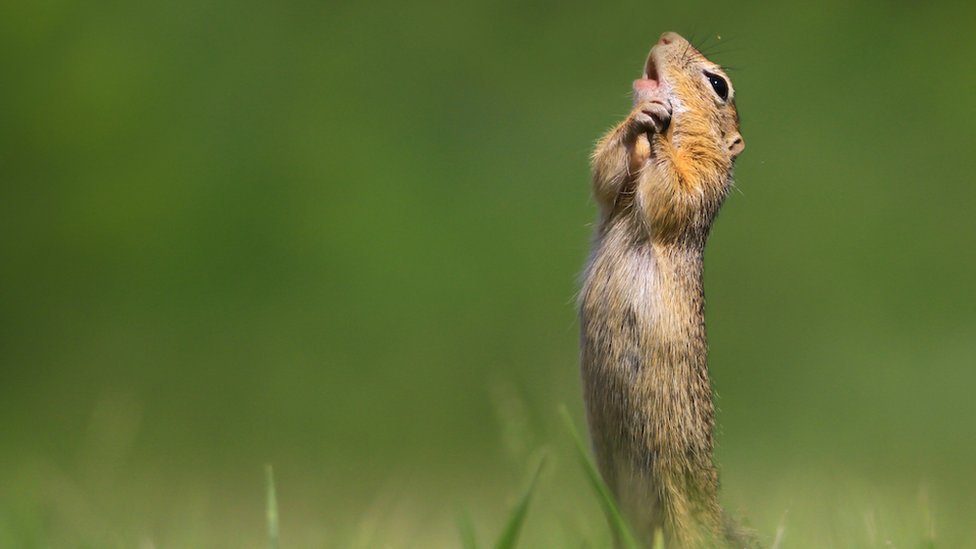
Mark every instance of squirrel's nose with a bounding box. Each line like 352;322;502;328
658;32;682;46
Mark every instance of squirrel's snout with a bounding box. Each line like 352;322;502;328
658;31;681;46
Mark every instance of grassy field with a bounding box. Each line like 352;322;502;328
0;399;967;547
2;0;976;547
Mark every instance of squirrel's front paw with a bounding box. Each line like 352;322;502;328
632;100;672;134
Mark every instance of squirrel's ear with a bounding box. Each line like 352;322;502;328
728;133;745;157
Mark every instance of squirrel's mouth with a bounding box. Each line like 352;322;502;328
633;50;663;97
642;51;660;85
632;49;673;139
633;50;669;112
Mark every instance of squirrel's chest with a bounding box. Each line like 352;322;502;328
580;241;707;378
581;244;663;332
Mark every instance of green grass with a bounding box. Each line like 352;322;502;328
266;465;279;549
245;415;948;549
492;454;545;549
560;406;641;549
0;448;955;548
0;406;957;548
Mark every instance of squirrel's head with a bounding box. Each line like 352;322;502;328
630;32;744;241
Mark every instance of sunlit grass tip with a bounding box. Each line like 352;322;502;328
265;464;279;549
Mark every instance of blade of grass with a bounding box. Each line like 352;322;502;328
771;509;788;549
265;464;279;549
493;454;546;549
652;528;665;549
559;405;641;549
919;484;936;549
457;510;479;549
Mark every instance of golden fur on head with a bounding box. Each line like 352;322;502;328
592;31;743;244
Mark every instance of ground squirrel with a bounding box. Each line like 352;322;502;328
579;32;754;548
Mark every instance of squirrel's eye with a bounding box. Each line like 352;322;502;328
704;71;729;101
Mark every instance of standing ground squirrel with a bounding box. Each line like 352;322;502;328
579;32;755;548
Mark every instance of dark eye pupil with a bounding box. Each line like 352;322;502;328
704;71;729;101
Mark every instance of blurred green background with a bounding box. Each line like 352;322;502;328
2;0;976;546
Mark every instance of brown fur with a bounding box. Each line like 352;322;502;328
579;32;755;548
